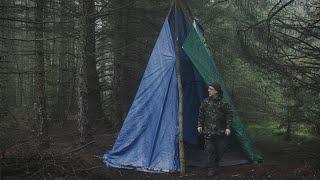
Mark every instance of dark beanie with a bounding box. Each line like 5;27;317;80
209;81;223;96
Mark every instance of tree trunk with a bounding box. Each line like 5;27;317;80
286;111;292;141
315;122;320;136
78;0;102;144
0;0;8;118
174;0;185;174
111;0;131;127
84;0;104;125
35;0;48;147
0;0;17;118
55;0;73;123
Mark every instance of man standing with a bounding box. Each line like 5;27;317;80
197;82;232;175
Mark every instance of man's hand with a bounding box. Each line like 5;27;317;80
197;127;203;134
225;129;231;136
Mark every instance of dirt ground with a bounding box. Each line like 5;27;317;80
86;131;320;180
2;121;320;180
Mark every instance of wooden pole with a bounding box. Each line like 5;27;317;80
174;0;185;175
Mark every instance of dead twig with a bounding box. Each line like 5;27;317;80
75;165;103;172
60;141;95;156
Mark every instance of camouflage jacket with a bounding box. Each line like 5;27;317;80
197;96;233;136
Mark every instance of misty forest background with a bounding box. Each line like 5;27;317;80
0;0;319;179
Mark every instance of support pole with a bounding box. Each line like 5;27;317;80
174;0;185;175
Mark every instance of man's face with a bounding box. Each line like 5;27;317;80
208;86;218;97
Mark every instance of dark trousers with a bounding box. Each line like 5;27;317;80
205;135;226;166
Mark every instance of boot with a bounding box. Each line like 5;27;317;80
207;163;221;176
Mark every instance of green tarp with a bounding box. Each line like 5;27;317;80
182;21;263;162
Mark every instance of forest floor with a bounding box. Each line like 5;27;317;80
2;120;320;180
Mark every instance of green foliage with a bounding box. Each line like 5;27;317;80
248;120;318;143
248;120;320;168
186;0;320;138
186;0;287;123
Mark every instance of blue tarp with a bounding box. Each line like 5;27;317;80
103;4;260;172
104;9;208;173
104;18;180;172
